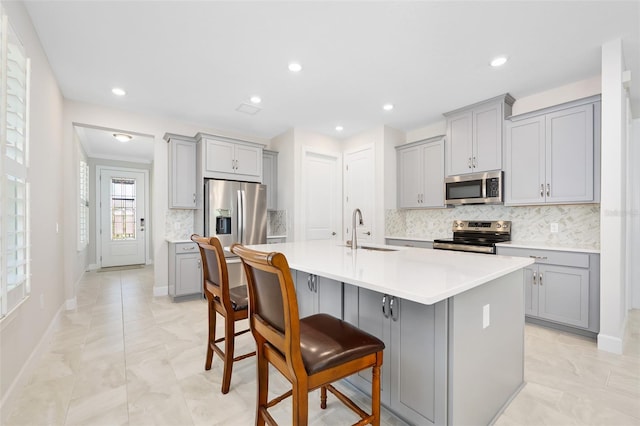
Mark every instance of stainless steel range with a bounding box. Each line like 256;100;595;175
432;220;511;254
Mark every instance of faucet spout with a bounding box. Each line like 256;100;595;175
351;208;363;249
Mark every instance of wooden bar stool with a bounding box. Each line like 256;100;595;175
231;243;385;426
191;235;256;394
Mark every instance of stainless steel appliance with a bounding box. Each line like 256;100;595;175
204;179;267;257
444;170;503;205
433;220;511;254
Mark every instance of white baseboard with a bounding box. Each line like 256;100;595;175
597;333;623;354
65;297;77;310
153;285;167;297
0;303;64;424
87;263;99;271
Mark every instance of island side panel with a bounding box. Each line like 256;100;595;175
448;270;525;426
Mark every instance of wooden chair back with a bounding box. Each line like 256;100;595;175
191;235;232;312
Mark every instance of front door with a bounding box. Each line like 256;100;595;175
99;167;147;267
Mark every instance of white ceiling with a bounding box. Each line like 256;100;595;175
25;1;640;150
74;125;154;163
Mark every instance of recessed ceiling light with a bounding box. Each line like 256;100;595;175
383;103;394;111
111;87;126;96
288;62;302;72
335;125;344;132
250;96;262;104
490;56;508;67
113;133;133;142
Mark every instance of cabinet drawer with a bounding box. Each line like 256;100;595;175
175;242;199;254
497;247;588;268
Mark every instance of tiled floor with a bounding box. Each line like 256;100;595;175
4;266;640;425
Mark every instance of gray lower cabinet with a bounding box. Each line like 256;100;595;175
293;270;342;319
343;284;446;426
385;238;433;249
497;246;599;335
168;242;202;299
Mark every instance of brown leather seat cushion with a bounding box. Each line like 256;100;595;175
299;313;385;375
229;285;249;311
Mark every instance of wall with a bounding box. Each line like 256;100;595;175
0;0;65;415
511;76;601;116
63;100;268;298
270;129;295;237
632;118;640;309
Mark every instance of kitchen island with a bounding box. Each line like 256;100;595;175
245;240;534;426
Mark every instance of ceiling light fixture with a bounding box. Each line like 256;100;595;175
335;125;344;132
113;133;133;143
111;87;126;96
250;96;262;104
490;56;508;67
288;62;302;72
383;103;394;111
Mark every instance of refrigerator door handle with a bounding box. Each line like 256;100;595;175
237;189;243;243
240;189;247;244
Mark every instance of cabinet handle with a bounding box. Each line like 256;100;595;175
390;296;398;321
540;184;544;198
539;273;543;286
382;295;389;318
313;275;317;293
468;157;472;169
532;271;537;285
365;231;371;236
528;255;548;260
197;259;201;269
472;156;477;168
307;274;312;292
546;183;550;197
193;193;196;203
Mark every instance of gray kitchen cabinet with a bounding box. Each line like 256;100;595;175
165;134;197;209
293;270;342;319
497;246;599;336
444;94;515;176
196;133;263;183
505;96;600;206
262;150;278;210
396;135;445;208
342;285;446;425
168;242;202;299
385;238;433;249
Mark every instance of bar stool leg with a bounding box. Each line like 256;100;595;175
205;298;216;370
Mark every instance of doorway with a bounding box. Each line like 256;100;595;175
344;145;375;243
96;166;149;267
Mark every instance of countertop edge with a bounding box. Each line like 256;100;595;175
496;241;600;254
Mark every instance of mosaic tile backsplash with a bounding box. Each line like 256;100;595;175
386;204;600;248
165;209;195;240
268;210;288;236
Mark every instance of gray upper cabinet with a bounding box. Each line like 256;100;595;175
396;136;445;209
196;133;263;183
262;150;278;211
444;94;515;176
165;133;197;209
505;96;600;206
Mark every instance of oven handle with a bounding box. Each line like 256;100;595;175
432;243;496;254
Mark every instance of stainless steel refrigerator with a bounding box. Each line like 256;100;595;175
204;179;267;257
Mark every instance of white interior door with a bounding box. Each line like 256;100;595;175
344;146;374;243
302;149;341;240
99;167;147;267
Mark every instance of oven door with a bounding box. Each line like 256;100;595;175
432;241;496;254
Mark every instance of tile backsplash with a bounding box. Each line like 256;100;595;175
165;209;194;240
386;204;600;248
268;210;288;236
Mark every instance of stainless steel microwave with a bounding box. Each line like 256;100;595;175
444;171;503;205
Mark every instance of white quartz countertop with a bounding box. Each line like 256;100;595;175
166;239;195;244
244;240;534;305
496;241;600;254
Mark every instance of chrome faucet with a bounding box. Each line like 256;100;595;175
350;208;363;249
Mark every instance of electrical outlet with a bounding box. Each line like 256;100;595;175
550;223;559;233
483;304;490;329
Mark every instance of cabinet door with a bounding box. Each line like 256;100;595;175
473;102;502;172
397;145;422;208
235;144;262;177
545;104;594;203
523;265;538;317
169;139;197;209
348;288;392;405
317;277;342;319
504;115;546;205
205;139;235;174
390;297;446;426
176;254;202;296
446;111;473;176
537;265;589;328
421;140;445;207
295;271;316;319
